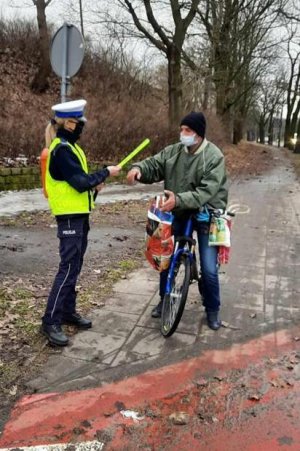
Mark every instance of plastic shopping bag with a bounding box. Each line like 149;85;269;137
212;213;233;264
145;196;174;272
218;245;230;265
208;216;231;247
217;215;232;264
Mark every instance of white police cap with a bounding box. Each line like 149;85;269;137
52;99;87;121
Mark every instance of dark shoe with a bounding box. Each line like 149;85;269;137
206;311;222;330
151;301;163;318
62;312;92;329
40;324;69;346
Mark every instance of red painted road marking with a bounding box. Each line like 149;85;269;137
0;441;104;450
1;327;299;448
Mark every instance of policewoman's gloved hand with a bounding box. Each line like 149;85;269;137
107;165;121;176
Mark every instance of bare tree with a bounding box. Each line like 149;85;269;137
95;0;200;127
284;37;300;148
256;84;273;144
278;0;300;23
253;76;286;145
65;0;85;37
197;0;285;141
31;0;53;93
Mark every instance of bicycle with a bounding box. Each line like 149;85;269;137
161;210;234;338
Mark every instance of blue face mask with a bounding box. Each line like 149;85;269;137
180;133;197;147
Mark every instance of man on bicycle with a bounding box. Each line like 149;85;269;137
127;112;228;330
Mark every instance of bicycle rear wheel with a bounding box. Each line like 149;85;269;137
161;254;191;337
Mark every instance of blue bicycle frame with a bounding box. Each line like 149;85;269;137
165;217;195;295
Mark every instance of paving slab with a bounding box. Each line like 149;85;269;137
63;330;131;365
103;292;150;315
26;355;107;393
110;326;197;367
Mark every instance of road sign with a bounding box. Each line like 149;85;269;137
50;23;85;102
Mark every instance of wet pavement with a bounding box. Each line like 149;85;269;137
0;183;162;216
1;147;300;449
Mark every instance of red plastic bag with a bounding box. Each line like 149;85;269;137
218;245;230;264
217;216;232;264
145;197;174;272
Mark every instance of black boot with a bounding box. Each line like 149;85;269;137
151;300;163;318
206;311;222;330
40;324;69;346
62;312;92;329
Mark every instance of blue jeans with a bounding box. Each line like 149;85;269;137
159;217;220;312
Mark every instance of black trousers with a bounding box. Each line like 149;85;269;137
42;216;89;326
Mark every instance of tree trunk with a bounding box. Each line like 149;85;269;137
203;68;212;110
215;72;233;141
259;119;265;144
31;0;51;93
290;98;300;141
79;0;85;38
277;108;283;147
167;44;183;127
215;81;225;117
268;114;273;146
284;116;293;149
233;116;244;144
294;118;300;153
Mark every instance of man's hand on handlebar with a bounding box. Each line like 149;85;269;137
161;190;176;212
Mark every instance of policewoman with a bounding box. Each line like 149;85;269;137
41;99;121;346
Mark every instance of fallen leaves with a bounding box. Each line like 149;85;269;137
221;321;241;330
169;412;190;425
248;394;261;401
9;385;18;396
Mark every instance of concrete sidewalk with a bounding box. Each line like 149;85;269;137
25;147;300;394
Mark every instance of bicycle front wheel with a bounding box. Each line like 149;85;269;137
161;254;191;338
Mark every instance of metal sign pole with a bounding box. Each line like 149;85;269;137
61;23;69;102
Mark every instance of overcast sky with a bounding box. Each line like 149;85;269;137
0;0;162;67
0;0;65;24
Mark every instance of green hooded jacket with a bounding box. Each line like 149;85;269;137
133;138;228;216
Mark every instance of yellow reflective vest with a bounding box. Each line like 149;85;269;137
46;137;94;216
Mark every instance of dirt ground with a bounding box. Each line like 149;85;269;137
0;141;297;433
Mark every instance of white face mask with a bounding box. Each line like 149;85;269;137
180;133;197;147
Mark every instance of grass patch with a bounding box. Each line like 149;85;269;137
119;259;137;271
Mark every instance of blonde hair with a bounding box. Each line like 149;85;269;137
45;117;69;148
